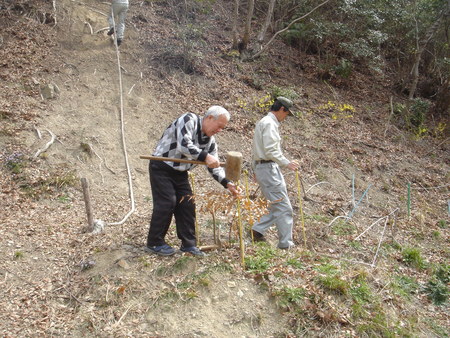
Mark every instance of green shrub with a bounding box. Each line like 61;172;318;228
433;263;449;284
281;23;306;47
408;98;429;128
393;103;406;115
425;278;448;305
401;247;425;269
333;58;352;78
269;86;299;102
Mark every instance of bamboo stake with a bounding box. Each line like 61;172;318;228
189;172;200;245
243;170;255;243
234;177;245;268
237;197;245;268
295;171;307;247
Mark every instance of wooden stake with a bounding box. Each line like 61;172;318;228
237;197;245;268
244;170;255;243
295;171;307;248
81;178;94;232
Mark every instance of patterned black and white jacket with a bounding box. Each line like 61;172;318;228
153;112;230;188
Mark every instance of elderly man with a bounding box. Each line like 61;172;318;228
251;97;299;249
146;106;239;256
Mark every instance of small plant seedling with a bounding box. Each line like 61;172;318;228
245;243;278;273
273;286;306;310
391;275;419;299
286;258;303;269
425;278;448;305
401;247;426;269
315;263;349;295
437;220;447;229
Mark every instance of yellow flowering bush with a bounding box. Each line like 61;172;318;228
238;94;274;114
318;101;355;120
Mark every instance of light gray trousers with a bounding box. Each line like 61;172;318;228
252;162;294;249
108;2;129;40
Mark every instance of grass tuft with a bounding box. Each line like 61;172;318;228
401;247;426;269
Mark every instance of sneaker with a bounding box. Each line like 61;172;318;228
252;230;266;242
180;246;206;257
145;244;176;256
107;28;114;36
117;39;122;46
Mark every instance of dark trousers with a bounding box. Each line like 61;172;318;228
146;161;196;248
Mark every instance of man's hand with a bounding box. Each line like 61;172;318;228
227;182;241;198
287;160;300;171
205;154;220;168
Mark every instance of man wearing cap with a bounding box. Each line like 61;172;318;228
251;97;300;249
146;106;240;257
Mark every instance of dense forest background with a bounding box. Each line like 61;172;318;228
169;0;450;130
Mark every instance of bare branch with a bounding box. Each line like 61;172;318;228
245;0;332;61
34;129;56;158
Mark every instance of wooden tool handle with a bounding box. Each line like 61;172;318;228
140;155;225;166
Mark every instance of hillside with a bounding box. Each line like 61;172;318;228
1;0;448;336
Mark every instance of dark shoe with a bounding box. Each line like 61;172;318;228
117;39;122;46
180;246;206;257
146;244;176;256
107;28;114;36
252;230;266;242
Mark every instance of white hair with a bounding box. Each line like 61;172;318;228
205;105;230;121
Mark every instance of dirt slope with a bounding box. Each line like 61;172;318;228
1;0;449;336
1;1;288;336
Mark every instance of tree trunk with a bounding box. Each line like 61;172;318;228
232;0;240;50
433;77;450;118
241;0;255;51
246;0;331;61
408;1;450;99
256;0;276;48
